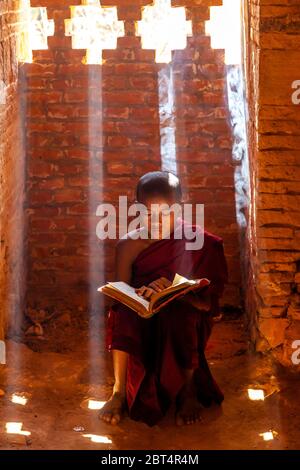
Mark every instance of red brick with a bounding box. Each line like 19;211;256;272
104;107;129;119
63;91;87;104
37;178;65;190
53;189;85;204
107;135;132;147
129;107;158;121
27;207;60;218
30;218;54;232
67;204;89;215
27;91;62;104
107;162;134;175
29;190;54;205
28;161;54;178
26;105;46;119
103;91;145;105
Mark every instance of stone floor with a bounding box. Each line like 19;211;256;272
0;317;299;450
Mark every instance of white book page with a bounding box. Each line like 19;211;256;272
159;273;195;295
107;282;150;310
172;273;196;287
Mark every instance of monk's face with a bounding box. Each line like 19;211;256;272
140;195;180;240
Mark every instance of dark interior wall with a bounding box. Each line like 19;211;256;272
0;0;26;340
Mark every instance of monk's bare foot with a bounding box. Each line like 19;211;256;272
175;386;202;426
99;392;126;425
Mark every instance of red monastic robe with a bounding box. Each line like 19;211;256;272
106;219;228;426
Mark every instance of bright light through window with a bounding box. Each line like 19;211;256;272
30;6;55;50
205;0;242;65
65;0;125;65
18;0;54;63
136;0;192;63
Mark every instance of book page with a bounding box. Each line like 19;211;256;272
107;282;150;310
172;273;196;287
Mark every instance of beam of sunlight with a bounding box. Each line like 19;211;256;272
227;66;250;229
137;1;191;173
158;65;177;173
206;1;250;230
206;0;250;232
83;434;112;444
247;389;265;401
0;339;5;364
87;64;105;390
6;422;31;436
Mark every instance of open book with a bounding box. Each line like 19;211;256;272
98;273;210;319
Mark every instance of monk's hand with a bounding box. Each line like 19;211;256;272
135;285;156;300
148;277;172;293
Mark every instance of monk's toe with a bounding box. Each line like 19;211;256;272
111;413;121;425
101;413;112;423
176;408;202;426
98;393;126;425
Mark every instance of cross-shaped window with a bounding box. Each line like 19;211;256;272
136;0;192;64
65;0;125;65
18;0;54;63
205;0;242;65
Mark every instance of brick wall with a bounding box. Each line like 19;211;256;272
0;0;26;340
24;0;241;318
246;0;300;367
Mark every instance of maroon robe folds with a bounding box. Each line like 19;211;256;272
106;219;228;426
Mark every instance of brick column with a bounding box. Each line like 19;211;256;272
246;0;300;367
0;1;26;339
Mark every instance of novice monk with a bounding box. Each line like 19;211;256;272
99;171;228;427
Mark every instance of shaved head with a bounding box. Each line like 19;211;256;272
136;171;182;203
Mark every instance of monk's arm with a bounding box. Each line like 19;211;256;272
115;239;133;284
115;240;156;300
179;238;228;313
194;239;228;314
104;240;134;309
